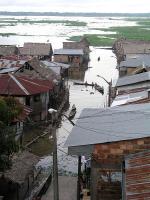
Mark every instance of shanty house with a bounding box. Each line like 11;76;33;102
0;151;39;200
15;58;60;81
0;74;53;121
0;45;18;58
19;42;53;60
63;37;90;63
65;103;150;200
53;49;84;67
113;39;150;63
118;54;150;77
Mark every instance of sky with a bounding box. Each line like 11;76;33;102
0;0;150;13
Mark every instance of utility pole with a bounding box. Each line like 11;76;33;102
77;156;81;200
52;118;59;200
97;75;112;107
108;79;112;107
48;109;59;200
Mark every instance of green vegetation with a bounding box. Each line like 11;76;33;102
0;33;17;37
0;97;23;171
102;26;150;41
0;18;87;27
69;35;116;46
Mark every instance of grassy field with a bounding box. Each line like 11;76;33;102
69;19;150;47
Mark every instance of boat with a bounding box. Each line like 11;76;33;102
73;82;94;87
94;84;104;95
68;104;76;120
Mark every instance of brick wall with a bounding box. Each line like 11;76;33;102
125;151;150;200
93;137;150;164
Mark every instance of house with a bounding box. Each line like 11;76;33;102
19;42;53;60
116;71;150;95
113;39;150;63
54;49;84;67
124;150;150;200
16;58;60;81
0;74;54;121
118;54;150;77
0;45;18;58
65;104;150;200
63;37;90;63
0;151;39;200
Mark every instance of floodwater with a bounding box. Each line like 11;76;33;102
0;15;119;174
56;47;117;174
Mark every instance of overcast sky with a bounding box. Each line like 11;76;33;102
0;0;150;13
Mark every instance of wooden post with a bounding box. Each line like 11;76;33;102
77;156;82;200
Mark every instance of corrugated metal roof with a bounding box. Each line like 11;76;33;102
0;59;26;68
120;55;150;68
65;103;150;148
125;150;150;200
0;67;19;74
111;90;148;107
0;74;53;96
54;49;84;55
41;61;70;68
116;71;150;87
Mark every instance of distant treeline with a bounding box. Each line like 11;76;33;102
0;11;150;17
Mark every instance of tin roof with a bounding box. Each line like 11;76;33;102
116;71;150;87
0;74;53;96
119;55;150;68
54;49;84;55
65;103;150;148
111;90;149;107
0;67;19;74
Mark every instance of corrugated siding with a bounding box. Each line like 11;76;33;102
125;151;150;200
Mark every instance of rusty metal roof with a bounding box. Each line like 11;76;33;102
125;150;150;200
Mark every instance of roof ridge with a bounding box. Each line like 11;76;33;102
9;74;30;95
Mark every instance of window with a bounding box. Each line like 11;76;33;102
33;94;40;102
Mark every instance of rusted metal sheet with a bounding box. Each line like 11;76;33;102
125;151;150;200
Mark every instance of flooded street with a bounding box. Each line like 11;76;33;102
56;47;118;174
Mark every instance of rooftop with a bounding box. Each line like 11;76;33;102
111;90;149;107
1;151;39;184
19;42;53;56
119;55;150;68
116;71;150;87
54;49;84;55
0;74;53;96
65;103;150;148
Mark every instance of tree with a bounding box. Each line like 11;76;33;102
0;97;23;171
